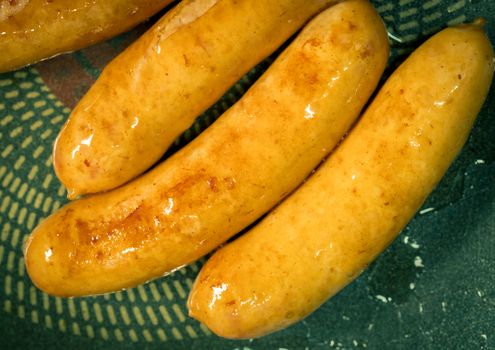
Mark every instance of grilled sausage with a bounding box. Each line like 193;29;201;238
188;20;494;339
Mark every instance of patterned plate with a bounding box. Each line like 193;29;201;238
1;1;494;349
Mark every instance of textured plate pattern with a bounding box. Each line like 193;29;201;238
1;1;494;349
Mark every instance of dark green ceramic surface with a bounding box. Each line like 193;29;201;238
1;1;494;349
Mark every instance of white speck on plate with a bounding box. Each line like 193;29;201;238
376;295;388;303
409;283;415;290
414;256;424;267
353;340;358;346
477;289;483;297
342;315;350;321
410;241;420;249
481;334;487;340
419;303;424;313
388;32;404;44
442;302;447;312
475;159;485;165
330;340;335;346
368;323;374;331
419;207;435;215
403;235;420;248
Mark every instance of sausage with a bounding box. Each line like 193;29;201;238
0;0;173;72
187;20;495;339
52;0;341;198
24;0;389;297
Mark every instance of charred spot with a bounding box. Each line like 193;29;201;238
348;22;357;31
83;159;90;167
95;250;104;260
226;300;236;306
163;169;209;199
101;118;117;135
195;35;211;56
207;177;218;192
223;177;236;190
359;44;373;59
296;51;311;64
305;72;319;85
78;124;91;133
125;204;143;221
75;219;90;236
399;89;405;95
285;311;295;319
183;54;190;67
302;38;323;49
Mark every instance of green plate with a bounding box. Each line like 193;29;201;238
1;1;494;349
